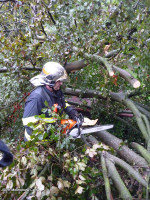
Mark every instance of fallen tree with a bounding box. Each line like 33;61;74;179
0;1;150;199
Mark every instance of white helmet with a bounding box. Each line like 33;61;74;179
30;62;68;87
42;62;68;82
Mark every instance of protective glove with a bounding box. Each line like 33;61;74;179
69;109;79;121
65;106;84;124
65;106;78;120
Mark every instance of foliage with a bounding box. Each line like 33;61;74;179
0;0;150;136
0;107;110;200
0;0;150;199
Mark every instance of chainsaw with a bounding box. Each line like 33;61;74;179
60;114;113;138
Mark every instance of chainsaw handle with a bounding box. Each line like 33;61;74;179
74;113;84;138
76;117;81;137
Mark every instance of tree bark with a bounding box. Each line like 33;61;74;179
92;131;148;167
112;65;140;88
64;87;106;99
65;60;87;73
0;67;41;73
101;152;112;200
106;159;133;200
131;142;150;164
110;92;150;142
87;136;147;199
84;53;114;76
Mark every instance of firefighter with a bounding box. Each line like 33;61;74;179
22;62;79;141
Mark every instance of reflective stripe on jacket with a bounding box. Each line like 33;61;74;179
22;116;56;126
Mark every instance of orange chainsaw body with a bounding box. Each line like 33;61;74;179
60;119;77;134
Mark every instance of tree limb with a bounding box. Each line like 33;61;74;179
0;0;15;2
110;92;150;141
105;152;147;187
65;57;140;88
105;49;120;58
84;53;114;76
92;131;148;167
64;87;106;100
65;60;87;73
133;0;140;9
0;67;41;73
106;159;133;200
101;152;112;200
88;136;147;198
131;142;150;164
135;102;150;113
113;65;140;88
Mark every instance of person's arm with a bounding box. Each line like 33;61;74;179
60;92;79;120
22;97;44;141
23;97;42;118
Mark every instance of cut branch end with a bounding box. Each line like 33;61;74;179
132;80;141;88
109;71;115;77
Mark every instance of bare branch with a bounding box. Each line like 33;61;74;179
93;130;148;167
47;10;56;25
84;52;114;77
106;159;132;199
65;60;87;73
113;65;140;88
101;152;112;200
110;92;150;142
133;0;140;10
105;49;120;58
0;67;41;73
40;22;47;37
0;0;15;2
64;87;106;100
131;142;150;164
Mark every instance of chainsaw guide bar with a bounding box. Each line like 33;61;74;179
68;124;114;138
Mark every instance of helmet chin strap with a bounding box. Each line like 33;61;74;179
46;85;55;92
49;80;56;87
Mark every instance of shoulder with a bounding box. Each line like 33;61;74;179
31;86;45;95
26;86;44;102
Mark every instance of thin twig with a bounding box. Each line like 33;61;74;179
47;10;56;25
133;0;140;10
40;22;47;37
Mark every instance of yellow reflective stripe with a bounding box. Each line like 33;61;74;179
22;116;38;126
25;130;31;141
65;101;70;108
22;117;56;126
42;118;56;123
42;67;50;75
66;103;70;107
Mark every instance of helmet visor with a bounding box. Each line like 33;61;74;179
56;69;68;82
